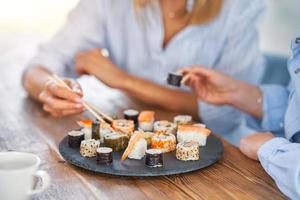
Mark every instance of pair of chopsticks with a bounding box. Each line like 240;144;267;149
48;74;113;124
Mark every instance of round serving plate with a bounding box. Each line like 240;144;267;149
59;135;224;177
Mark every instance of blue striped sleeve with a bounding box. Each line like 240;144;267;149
258;85;289;131
258;138;300;199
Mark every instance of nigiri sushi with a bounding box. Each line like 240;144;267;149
121;131;147;160
177;125;211;146
77;119;93;128
77;119;93;140
138;111;155;131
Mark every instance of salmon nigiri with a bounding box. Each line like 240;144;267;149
177;125;211;146
121;131;147;160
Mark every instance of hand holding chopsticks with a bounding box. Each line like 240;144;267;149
48;74;113;123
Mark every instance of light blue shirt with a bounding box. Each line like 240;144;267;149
257;34;300;199
27;0;265;145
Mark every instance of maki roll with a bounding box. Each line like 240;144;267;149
167;72;183;87
124;109;139;128
177;125;211;146
99;122;114;143
142;131;154;147
68;130;84;148
104;132;129;152
80;139;100;157
174;115;193;126
96;147;113;165
145;149;163;168
176;141;199;161
121;131;147;160
151;133;176;153
138;111;155;131
92;120;100;140
153;120;176;135
112;119;135;137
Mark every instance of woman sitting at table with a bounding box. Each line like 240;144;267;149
23;0;265;144
181;33;300;199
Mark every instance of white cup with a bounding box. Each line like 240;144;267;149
0;152;50;200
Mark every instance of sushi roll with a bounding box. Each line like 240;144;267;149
153;120;176;135
104;132;129;152
121;131;147;160
151;133;176;153
145;149;163;168
167;72;183;87
142;131;154;147
99;122;114;143
68;130;84;148
177;125;211;146
176;141;199;161
96;147;113;165
112;119;135;137
174;115;193;126
138;111;155;131
80;139;100;157
77;119;93;140
92;120;100;140
124;109;139;128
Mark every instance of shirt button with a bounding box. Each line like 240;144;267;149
279;122;284;128
296;37;300;44
295;68;300;74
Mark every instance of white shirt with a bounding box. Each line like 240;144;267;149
27;0;266;145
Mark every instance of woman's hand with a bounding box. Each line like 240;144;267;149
181;66;263;118
239;132;275;160
39;79;85;117
75;49;130;89
180;66;242;105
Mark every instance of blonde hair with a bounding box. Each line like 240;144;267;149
134;0;223;25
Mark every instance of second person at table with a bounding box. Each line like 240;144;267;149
181;33;300;199
23;0;265;144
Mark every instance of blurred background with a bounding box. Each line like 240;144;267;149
0;0;299;64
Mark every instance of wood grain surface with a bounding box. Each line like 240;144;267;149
0;36;287;200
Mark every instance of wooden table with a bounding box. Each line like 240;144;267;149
0;35;286;200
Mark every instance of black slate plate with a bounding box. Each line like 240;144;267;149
59;135;224;177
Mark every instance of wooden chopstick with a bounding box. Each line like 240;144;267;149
49;75;108;123
85;102;113;123
181;74;191;85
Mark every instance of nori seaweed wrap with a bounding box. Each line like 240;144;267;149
68;131;84;148
167;72;183;87
96;147;113;165
145;149;163;168
104;132;129;152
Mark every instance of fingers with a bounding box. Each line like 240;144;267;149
45;80;82;102
43;104;84;117
65;79;83;96
178;66;212;87
39;92;83;110
40;79;85;117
